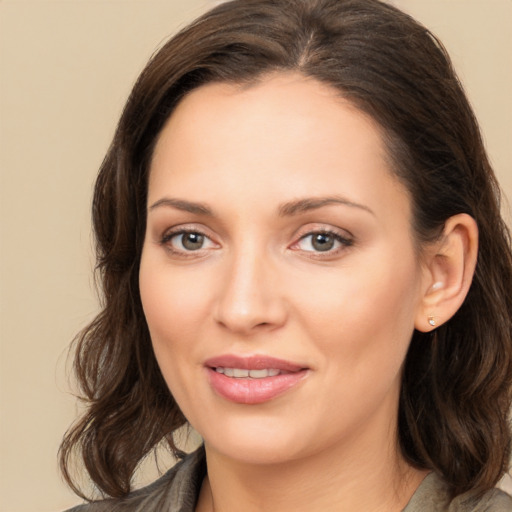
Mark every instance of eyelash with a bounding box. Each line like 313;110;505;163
159;227;353;258
293;230;353;258
159;228;215;258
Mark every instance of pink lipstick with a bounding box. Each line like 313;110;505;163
204;355;309;404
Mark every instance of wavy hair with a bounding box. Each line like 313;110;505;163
60;0;512;500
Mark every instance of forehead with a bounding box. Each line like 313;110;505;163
148;72;410;227
151;73;388;176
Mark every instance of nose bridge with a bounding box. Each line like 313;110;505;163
214;238;286;334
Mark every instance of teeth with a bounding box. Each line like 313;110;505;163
214;367;281;378
249;369;270;378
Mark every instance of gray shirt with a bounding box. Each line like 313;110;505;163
65;447;512;511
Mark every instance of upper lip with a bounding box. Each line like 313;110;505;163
204;354;307;372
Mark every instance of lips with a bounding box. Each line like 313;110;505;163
204;355;309;404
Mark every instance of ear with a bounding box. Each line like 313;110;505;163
415;214;478;332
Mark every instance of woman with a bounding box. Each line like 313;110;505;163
60;0;512;510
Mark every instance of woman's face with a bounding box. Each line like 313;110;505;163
140;73;427;464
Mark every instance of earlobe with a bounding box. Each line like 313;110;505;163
415;214;478;333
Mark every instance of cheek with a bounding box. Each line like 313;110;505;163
139;254;213;373
140;253;209;331
297;258;420;430
294;252;420;366
139;252;215;413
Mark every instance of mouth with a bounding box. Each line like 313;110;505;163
204;355;309;404
213;367;284;378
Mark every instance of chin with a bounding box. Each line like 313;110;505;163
196;414;316;465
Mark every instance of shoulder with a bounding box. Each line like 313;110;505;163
404;472;512;512
62;447;206;512
449;487;512;512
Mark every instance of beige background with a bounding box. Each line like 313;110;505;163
0;1;511;511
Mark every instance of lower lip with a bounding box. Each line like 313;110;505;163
207;368;308;404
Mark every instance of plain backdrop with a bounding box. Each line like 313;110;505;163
1;1;511;511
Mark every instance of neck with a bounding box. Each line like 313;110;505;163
196;432;428;512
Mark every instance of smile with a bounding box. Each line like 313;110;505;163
214;367;282;378
205;355;309;404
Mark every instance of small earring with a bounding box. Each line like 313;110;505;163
428;315;436;327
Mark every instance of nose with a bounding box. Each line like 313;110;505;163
213;246;288;335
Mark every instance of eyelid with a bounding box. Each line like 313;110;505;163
289;225;354;257
292;223;354;242
156;222;353;258
158;224;220;256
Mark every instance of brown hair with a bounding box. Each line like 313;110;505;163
60;0;512;501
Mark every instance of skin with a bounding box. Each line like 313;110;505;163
139;73;477;511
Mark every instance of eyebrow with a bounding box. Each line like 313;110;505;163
148;195;374;217
149;198;213;215
278;196;375;217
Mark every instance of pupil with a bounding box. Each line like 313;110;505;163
183;233;204;250
312;233;334;252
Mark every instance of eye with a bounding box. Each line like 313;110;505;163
294;230;352;254
161;229;217;253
